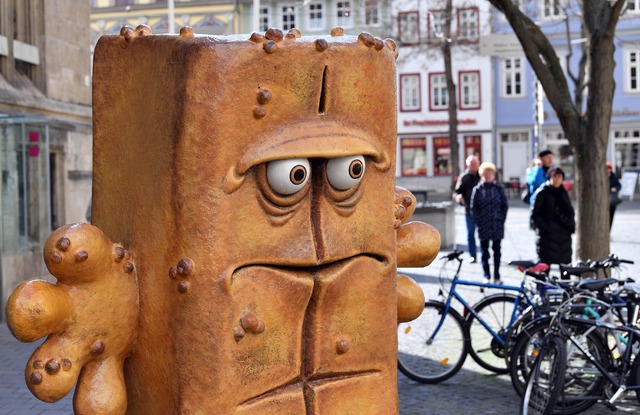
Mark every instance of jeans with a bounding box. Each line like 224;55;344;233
480;238;502;281
465;213;477;259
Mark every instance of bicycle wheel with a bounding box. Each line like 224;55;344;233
504;306;536;367
556;324;611;414
510;318;551;396
397;301;469;383
631;354;640;404
510;319;610;414
521;334;567;415
466;293;519;373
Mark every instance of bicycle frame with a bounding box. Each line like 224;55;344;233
429;257;538;348
559;303;640;404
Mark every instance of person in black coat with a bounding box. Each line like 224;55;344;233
470;162;508;283
531;167;575;265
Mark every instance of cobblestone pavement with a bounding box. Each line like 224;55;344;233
0;200;638;414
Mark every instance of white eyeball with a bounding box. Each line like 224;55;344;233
266;158;310;195
326;155;365;190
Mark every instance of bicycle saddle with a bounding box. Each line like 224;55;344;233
509;260;538;269
576;278;618;292
560;264;596;279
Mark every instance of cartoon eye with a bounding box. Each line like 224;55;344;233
266;158;310;195
326;155;365;190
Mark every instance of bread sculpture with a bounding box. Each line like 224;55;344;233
6;25;440;414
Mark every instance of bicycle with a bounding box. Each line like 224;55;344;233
509;254;635;398
520;279;640;414
397;250;545;383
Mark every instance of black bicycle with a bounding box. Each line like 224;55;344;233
521;280;640;414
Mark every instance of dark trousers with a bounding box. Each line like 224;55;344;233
480;238;502;280
465;213;477;259
610;204;617;228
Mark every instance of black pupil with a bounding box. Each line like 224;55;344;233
291;166;306;184
350;161;363;178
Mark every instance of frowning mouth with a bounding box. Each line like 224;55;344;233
230;253;388;281
238;369;382;407
228;253;395;412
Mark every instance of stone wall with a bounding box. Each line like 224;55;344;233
43;1;91;105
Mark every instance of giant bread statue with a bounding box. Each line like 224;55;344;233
6;25;440;414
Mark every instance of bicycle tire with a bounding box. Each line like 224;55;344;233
397;301;469;383
509;319;610;414
631;354;640;404
504;306;536;367
521;334;567;415
554;323;610;414
466;293;519;373
510;318;552;396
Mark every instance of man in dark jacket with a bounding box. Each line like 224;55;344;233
532;167;575;265
454;155;480;262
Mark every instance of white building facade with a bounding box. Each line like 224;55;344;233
393;0;493;195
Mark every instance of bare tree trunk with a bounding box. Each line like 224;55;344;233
489;0;624;262
574;2;620;260
443;0;460;186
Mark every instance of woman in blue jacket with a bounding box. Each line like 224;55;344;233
471;163;509;283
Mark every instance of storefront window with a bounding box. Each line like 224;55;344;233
464;135;481;161
400;137;427;176
433;136;451;176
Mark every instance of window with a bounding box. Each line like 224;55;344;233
281;5;296;30
400;74;421;112
541;0;563;19
433;136;451;176
459;71;480;109
401;138;427;176
500;132;528;142
429;73;448;111
457;7;478;41
427;10;446;40
502;57;525;98
259;7;270;31
625;49;640;92
613;129;640;172
364;0;381;26
308;2;324;30
464;135;482;161
336;1;353;28
629;0;640;13
398;11;419;45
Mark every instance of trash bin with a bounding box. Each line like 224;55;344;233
409;201;455;250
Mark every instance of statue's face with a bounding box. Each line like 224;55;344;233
91;29;400;413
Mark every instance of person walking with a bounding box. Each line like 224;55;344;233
608;161;622;228
531;167;575;266
470;162;508;283
454;155;481;263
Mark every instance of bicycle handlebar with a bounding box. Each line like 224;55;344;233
440;250;464;261
590;254;634;268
